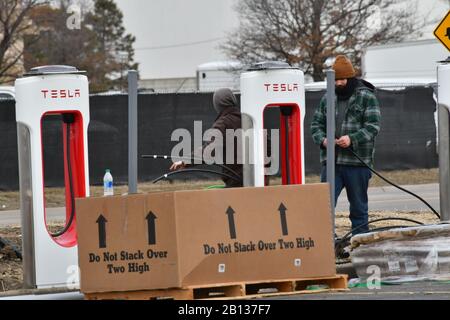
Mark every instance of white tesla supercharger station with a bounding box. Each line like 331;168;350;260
15;66;90;289
240;62;305;187
438;58;450;222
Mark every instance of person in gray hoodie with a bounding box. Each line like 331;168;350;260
170;88;243;188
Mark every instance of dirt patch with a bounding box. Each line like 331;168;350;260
0;224;67;293
0;226;22;292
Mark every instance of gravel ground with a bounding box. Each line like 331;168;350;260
0;226;22;292
0;224;65;292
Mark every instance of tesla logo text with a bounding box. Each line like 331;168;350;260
264;83;299;92
41;89;81;99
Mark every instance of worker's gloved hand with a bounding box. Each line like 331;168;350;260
336;135;352;149
170;161;186;171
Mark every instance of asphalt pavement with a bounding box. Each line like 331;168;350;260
337;183;439;212
0;207;64;226
1;281;450;300
274;281;450;300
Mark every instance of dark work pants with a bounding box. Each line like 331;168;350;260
321;165;372;235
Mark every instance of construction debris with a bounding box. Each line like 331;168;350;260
351;223;450;283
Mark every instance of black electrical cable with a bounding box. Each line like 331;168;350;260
152;168;241;184
142;154;242;180
331;141;441;259
346;147;441;219
0;237;22;259
51;120;76;238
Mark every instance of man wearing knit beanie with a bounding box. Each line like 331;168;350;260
333;55;356;80
311;55;381;239
170;88;243;188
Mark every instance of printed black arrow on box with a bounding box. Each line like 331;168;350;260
278;203;289;236
96;215;108;249
146;211;157;245
226;206;237;239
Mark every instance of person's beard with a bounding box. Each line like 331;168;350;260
335;85;346;94
335;78;358;101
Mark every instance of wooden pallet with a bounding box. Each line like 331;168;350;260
84;274;348;300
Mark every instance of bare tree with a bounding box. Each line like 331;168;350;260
0;0;46;84
222;0;427;81
24;0;138;92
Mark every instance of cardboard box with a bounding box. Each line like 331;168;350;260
76;184;336;294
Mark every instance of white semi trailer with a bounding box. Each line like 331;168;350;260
362;39;448;82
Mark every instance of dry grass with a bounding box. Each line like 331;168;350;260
0;180;221;212
302;168;439;187
369;168;438;187
0;192;19;212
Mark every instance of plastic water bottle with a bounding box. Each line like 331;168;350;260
103;169;114;196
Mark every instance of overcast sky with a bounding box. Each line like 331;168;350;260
115;0;449;81
115;0;239;80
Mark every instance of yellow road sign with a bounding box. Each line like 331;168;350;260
435;10;450;51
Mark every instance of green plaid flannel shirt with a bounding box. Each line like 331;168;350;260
311;86;381;167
